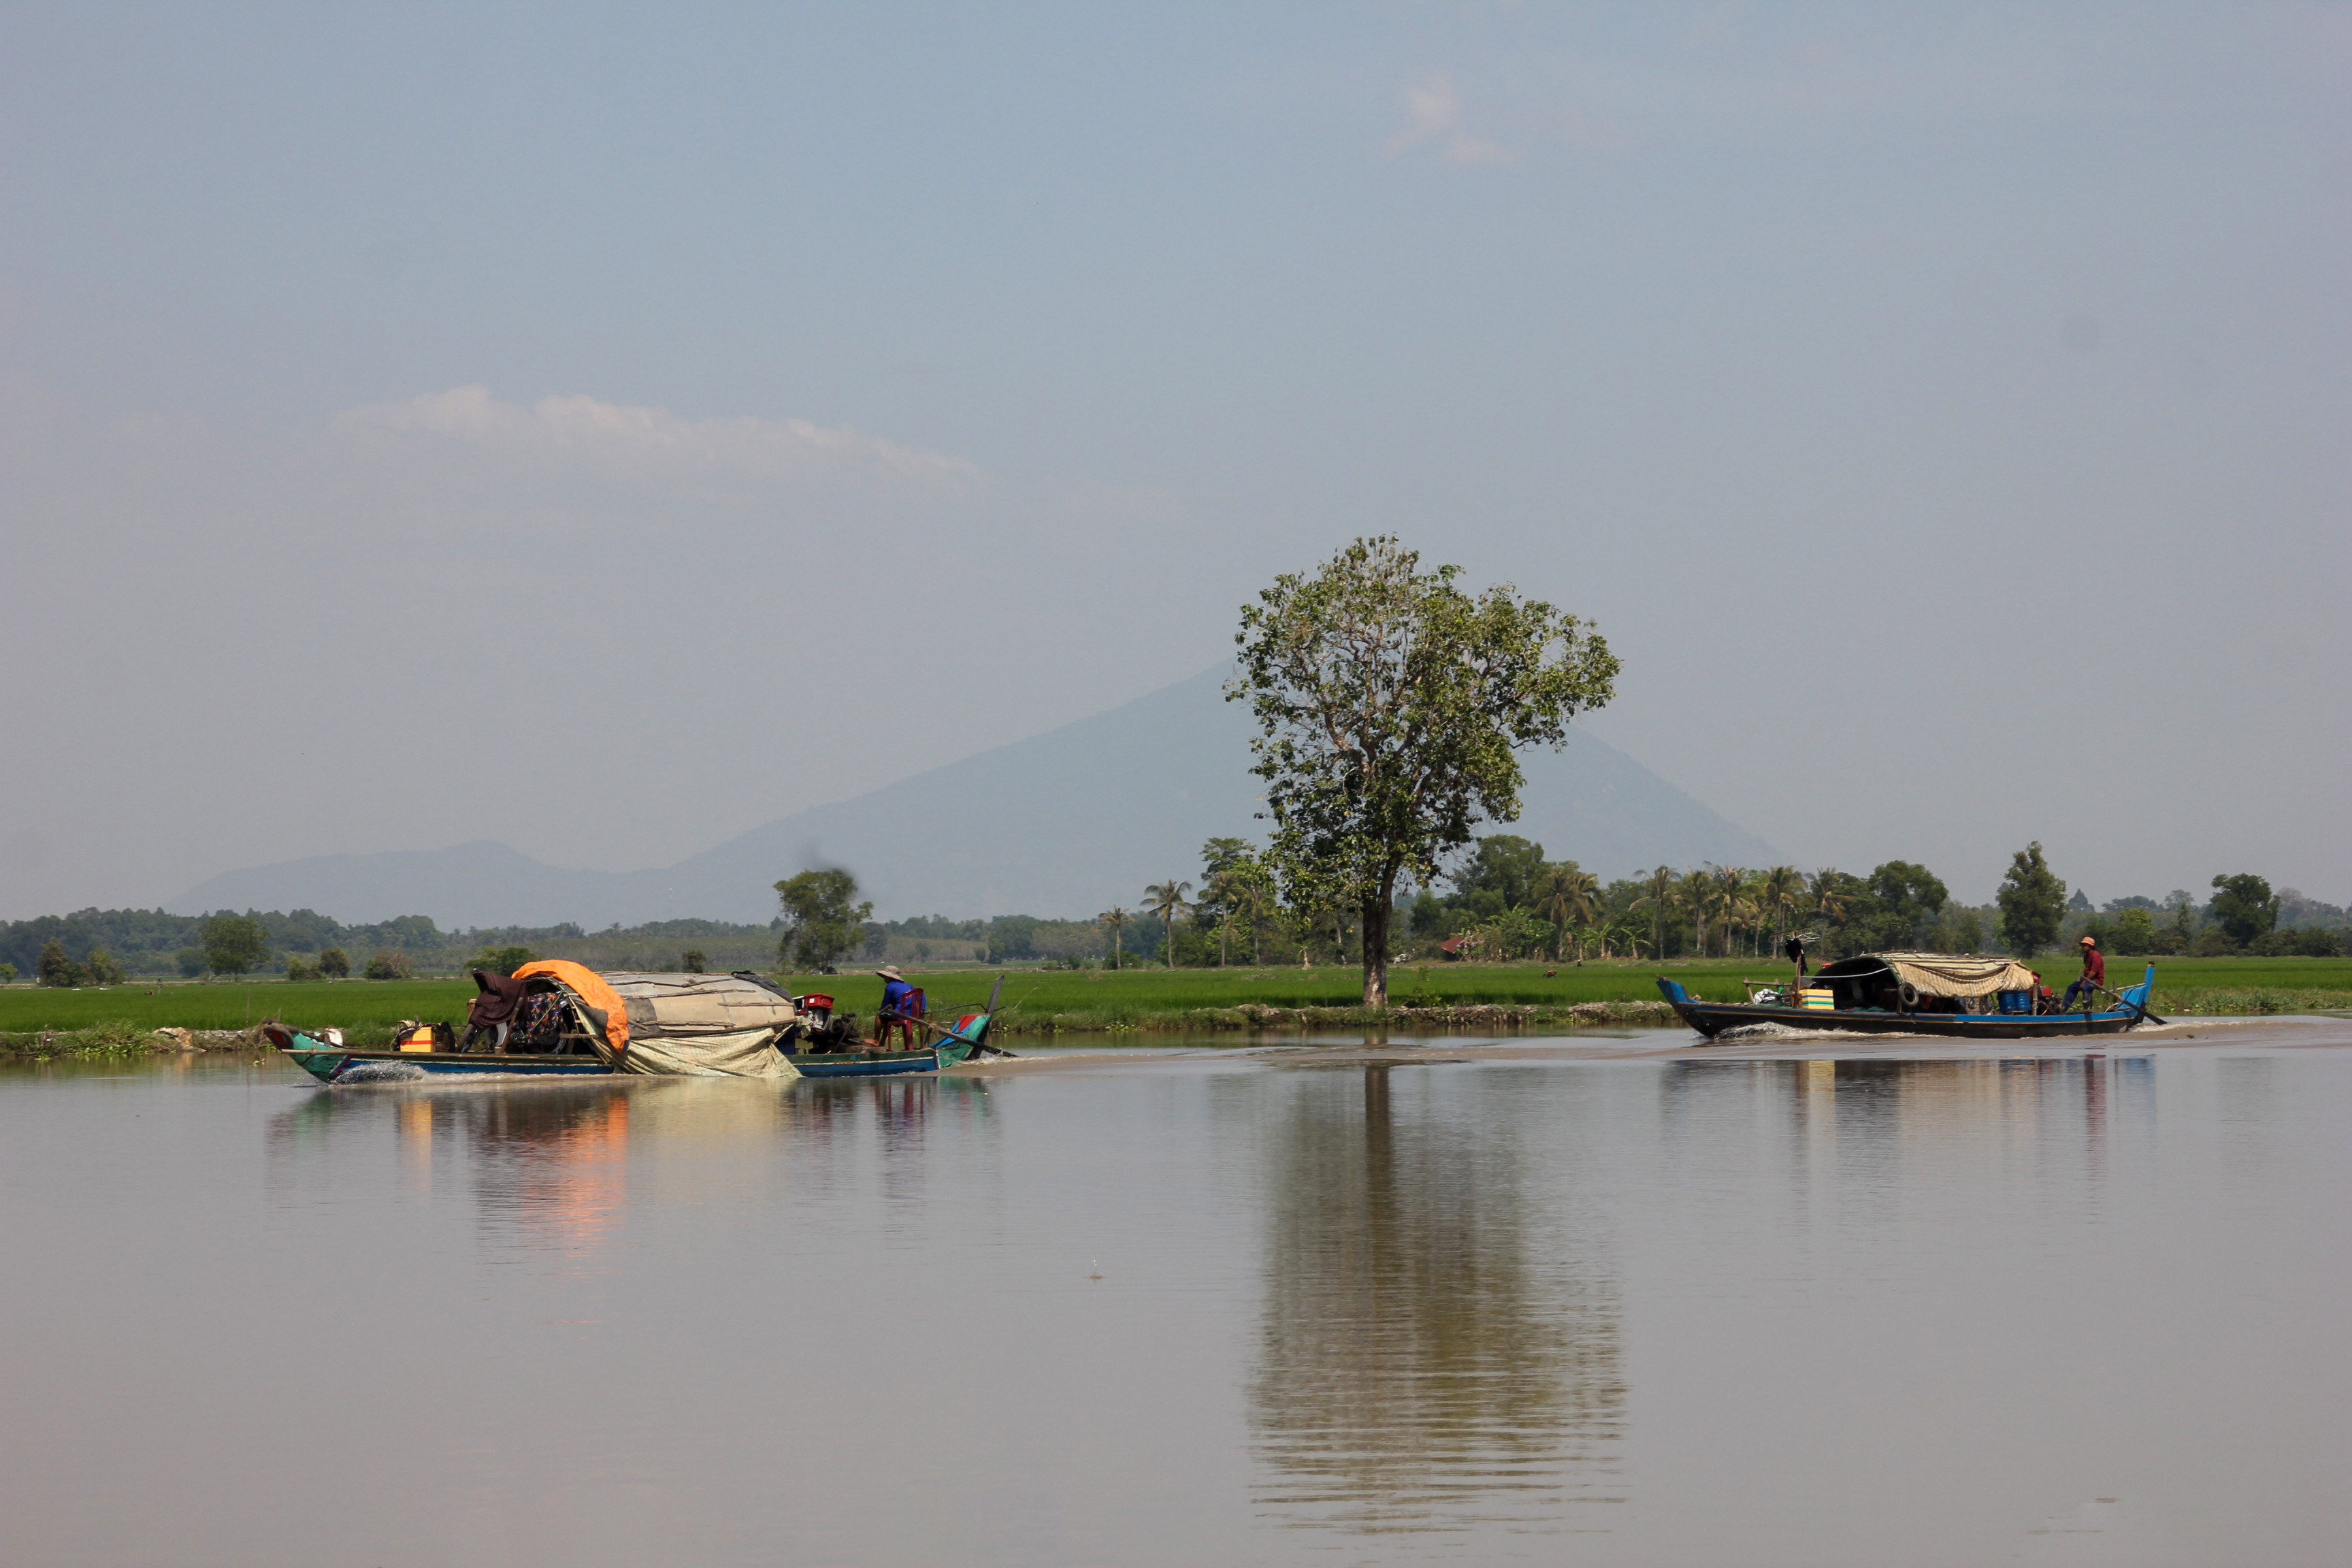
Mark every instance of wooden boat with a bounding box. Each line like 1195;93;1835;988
1657;956;2159;1042
268;963;1002;1084
265;1024;614;1082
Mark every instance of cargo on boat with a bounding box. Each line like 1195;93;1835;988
1656;952;2159;1041
268;962;999;1083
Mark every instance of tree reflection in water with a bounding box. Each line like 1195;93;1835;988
1248;1064;1623;1535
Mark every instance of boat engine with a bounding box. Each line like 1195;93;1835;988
791;993;862;1054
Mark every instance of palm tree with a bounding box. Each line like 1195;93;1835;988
1810;868;1850;928
1099;906;1130;970
1535;864;1599;961
1759;866;1804;951
1235;866;1275;964
1203;860;1267;966
1614;913;1648;958
1676;869;1714;959
1143;879;1192;968
1710;865;1748;958
1636;865;1677;960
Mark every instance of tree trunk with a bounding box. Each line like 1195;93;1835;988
1360;893;1391;1007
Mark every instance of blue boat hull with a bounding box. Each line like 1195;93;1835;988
1658;967;2159;1042
780;1047;941;1078
282;1047;612;1083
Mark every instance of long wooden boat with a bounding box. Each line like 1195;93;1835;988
267;1028;987;1083
1657;958;2159;1042
265;962;1001;1084
265;1025;614;1082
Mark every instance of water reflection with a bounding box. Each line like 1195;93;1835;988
1247;1064;1624;1535
265;1075;996;1273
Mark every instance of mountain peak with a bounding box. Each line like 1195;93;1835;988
172;666;1775;926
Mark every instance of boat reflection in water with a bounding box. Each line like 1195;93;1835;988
265;1074;998;1277
1246;1062;1626;1536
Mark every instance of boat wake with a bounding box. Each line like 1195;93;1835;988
1710;1022;1913;1042
332;1061;429;1083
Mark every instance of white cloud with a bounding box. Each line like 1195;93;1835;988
1388;73;1515;165
335;385;984;494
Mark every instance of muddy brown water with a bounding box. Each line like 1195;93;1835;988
2;1023;2346;1566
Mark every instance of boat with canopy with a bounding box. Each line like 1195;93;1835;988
268;962;1001;1083
1656;952;2159;1041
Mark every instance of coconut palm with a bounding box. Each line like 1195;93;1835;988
1810;868;1850;928
1535;863;1600;960
1636;865;1678;960
1708;864;1748;957
1200;868;1240;966
1143;879;1192;968
1099;906;1131;970
1234;864;1275;964
1758;866;1805;951
1674;868;1714;959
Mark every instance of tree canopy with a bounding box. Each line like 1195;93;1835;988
201;915;268;977
1228;536;1617;1004
1995;842;2066;956
2206;873;2279;947
774;868;872;973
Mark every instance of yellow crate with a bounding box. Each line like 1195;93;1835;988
1798;990;1835;1010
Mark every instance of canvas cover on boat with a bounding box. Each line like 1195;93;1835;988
511;964;802;1078
511;960;631;1052
1824;951;2041;999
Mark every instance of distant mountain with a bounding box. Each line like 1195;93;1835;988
170;666;1778;927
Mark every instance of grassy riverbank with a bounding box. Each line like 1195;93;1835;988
3;956;2347;1055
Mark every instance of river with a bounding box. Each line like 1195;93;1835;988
2;1026;2346;1566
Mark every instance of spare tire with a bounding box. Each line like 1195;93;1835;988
1897;981;1922;1009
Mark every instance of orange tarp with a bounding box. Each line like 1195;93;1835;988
513;960;630;1056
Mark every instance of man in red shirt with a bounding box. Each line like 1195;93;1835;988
2063;936;2107;1010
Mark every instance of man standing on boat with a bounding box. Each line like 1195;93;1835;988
2063;936;2106;1010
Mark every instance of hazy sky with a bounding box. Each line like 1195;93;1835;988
3;2;2345;918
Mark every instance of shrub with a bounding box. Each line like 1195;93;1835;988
84;948;125;986
2110;907;2156;955
2291;926;2345;958
318;947;350;978
36;940;85;987
363;951;414;981
681;948;706;973
284;958;321;983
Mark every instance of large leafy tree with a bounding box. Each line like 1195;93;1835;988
1230;537;1618;1005
1995;843;2067;956
2206;873;2279;948
1863;860;1949;950
1450;834;1549;916
774;868;873;973
35;939;82;987
201;914;268;977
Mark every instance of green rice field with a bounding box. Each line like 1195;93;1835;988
4;955;2345;1047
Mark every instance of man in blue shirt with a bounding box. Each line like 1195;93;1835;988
875;964;922;1049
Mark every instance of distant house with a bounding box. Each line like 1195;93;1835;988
1438;932;1484;961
